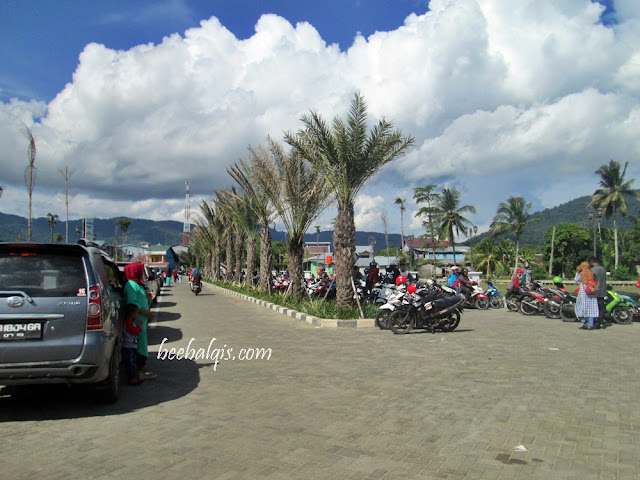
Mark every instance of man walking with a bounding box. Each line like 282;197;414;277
588;256;607;329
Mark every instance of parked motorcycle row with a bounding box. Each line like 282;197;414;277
368;275;640;334
366;275;506;334
504;278;638;325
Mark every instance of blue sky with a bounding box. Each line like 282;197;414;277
0;0;638;241
0;0;430;102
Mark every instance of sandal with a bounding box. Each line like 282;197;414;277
139;371;158;380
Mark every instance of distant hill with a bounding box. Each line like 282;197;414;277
2;194;639;247
488;195;640;246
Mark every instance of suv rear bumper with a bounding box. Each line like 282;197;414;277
0;333;117;385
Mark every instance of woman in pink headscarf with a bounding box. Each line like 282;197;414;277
124;263;157;380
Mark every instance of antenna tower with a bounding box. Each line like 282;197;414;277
183;180;191;245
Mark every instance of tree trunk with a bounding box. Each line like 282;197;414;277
213;239;221;281
246;236;257;288
514;239;520;275
225;235;233;280
334;202;356;308
288;235;305;298
259;219;273;293
614;217;619;269
234;232;244;282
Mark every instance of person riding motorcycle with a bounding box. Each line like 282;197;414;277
508;268;527;305
365;262;380;295
457;268;472;301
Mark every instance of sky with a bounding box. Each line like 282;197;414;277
1;0;639;242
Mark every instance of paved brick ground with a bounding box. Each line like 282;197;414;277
1;281;639;479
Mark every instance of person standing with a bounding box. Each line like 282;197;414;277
124;262;158;380
123;303;143;385
588;256;607;329
575;262;599;330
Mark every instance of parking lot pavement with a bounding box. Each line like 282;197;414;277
2;281;639;479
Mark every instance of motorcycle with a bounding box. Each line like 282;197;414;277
562;285;634;325
466;282;490;310
190;274;202;295
388;283;465;334
485;280;504;309
374;285;407;330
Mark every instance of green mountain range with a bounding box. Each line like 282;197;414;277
1;194;638;247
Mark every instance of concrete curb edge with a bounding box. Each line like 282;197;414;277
209;283;375;328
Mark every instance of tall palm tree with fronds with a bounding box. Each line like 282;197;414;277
22;124;37;241
228;156;275;292
250;138;330;298
194;200;224;279
490;196;538;273
285;93;414;307
394;197;406;250
413;184;440;263
433;188;476;266
213;190;236;281
590;160;640;269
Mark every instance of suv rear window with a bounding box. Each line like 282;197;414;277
0;251;87;297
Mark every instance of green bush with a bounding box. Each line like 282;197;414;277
208;279;378;319
610;265;635;281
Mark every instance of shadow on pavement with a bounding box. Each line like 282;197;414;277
148;325;183;345
154;312;182;323
155;301;177;308
0;357;208;421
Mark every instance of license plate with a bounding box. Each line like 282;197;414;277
0;322;43;340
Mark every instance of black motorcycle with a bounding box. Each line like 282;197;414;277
388;286;465;334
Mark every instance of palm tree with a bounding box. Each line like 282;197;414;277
193;200;223;279
213;190;236;281
490;196;538;273
413;184;440;263
474;238;507;279
285;93;414;307
433;188;476;266
58;165;75;243
250;138;330;298
590;160;640;269
228;157;275;292
22;124;37;241
116;218;133;258
394;197;406;250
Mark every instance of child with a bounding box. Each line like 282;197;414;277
123;303;143;385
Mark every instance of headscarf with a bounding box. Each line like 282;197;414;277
576;261;594;284
124;262;145;286
192;267;200;276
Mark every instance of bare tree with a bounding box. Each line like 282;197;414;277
57;165;76;243
22;124;37;241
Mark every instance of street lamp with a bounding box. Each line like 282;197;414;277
46;213;59;242
588;207;603;257
470;225;478;271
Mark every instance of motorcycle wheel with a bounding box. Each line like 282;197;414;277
375;310;391;330
440;311;461;332
520;299;538;315
506;295;519;312
560;304;577;322
543;301;561;319
475;297;490;310
389;309;414;334
489;295;504;309
612;305;633;325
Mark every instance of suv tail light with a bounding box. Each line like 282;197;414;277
87;285;104;331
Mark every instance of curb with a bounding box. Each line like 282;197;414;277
209;284;375;328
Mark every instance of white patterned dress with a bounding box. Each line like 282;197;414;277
574;273;599;319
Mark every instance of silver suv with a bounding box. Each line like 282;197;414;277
0;241;125;402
